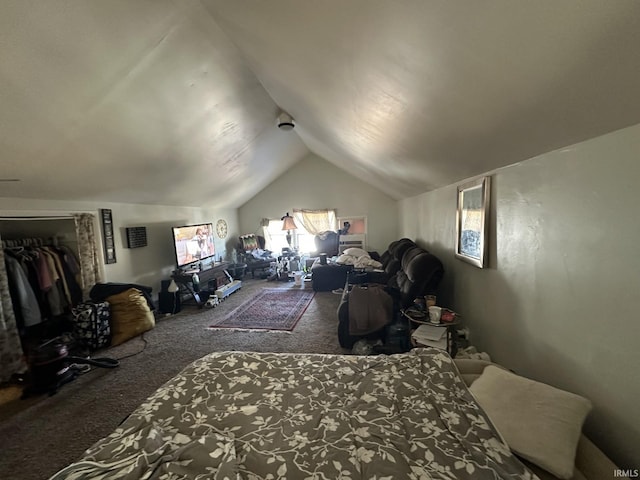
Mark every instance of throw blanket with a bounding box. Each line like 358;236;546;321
348;284;393;335
336;248;383;269
50;349;536;480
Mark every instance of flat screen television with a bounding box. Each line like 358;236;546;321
172;223;216;269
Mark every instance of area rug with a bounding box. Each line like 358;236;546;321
209;288;315;331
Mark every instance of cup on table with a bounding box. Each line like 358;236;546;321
425;295;437;308
428;306;442;324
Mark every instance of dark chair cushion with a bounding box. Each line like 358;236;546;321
311;263;352;291
314;231;339;257
395;251;444;308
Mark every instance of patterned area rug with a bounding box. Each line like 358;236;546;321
209;288;315;331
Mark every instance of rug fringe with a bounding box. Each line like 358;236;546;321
206;327;293;333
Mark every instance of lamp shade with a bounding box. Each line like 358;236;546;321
281;213;297;231
167;279;179;293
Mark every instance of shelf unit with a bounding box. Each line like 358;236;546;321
337;216;367;254
338;234;366;254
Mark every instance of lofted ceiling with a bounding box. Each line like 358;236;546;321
1;0;640;208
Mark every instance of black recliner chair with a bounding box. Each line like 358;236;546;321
337;240;444;348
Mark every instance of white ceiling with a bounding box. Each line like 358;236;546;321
1;0;640;208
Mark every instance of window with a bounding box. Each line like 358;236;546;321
264;209;337;255
296;231;316;253
265;219;315;254
265;220;290;253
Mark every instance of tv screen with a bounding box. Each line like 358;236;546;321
172;223;216;268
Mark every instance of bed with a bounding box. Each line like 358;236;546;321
49;348;611;479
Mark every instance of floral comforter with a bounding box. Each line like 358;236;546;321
51;348;536;480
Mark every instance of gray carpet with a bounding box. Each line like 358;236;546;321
0;279;347;480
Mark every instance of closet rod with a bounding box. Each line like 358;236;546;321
0;216;75;220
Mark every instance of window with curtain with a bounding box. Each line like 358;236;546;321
265;220;290;254
292;209;337;236
264;209;336;255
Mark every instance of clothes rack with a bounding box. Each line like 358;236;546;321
1;236;59;249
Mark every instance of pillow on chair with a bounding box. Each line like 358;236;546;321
240;235;259;251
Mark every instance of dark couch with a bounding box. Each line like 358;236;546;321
337;238;444;348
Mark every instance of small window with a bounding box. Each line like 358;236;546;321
265;219;317;254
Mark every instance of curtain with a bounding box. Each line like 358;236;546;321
292;209;337;236
0;234;28;383
259;218;274;251
73;213;103;300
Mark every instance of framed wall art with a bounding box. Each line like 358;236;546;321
100;208;117;264
455;176;491;268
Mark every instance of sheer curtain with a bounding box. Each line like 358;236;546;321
258;218;272;249
0;234;28;383
73;213;104;299
265;220;289;253
292;209;337;236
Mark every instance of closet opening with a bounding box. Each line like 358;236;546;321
1;217;84;352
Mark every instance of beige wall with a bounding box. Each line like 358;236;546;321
0;197;239;296
238;153;399;254
399;123;640;470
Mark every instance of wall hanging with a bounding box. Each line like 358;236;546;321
455;176;491;268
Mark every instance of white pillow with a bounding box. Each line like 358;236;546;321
343;247;368;258
469;365;592;479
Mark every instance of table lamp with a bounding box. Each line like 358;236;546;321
281;212;297;248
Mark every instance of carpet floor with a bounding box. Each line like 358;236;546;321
0;278;347;480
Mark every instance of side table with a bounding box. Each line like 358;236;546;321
403;309;460;358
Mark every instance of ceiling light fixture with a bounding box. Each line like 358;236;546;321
277;111;295;131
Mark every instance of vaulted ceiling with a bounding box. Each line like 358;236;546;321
2;1;640;208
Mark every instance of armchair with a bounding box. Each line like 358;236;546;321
237;234;276;278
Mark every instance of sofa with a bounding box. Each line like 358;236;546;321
337;238;444;348
311;263;353;292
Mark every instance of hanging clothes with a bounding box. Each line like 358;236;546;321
4;253;42;328
0;241;28;383
3;243;84;325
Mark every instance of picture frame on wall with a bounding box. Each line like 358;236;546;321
455;176;490;268
100;208;117;264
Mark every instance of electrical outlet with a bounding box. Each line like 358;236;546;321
458;328;470;340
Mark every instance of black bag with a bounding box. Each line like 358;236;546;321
24;337;119;397
72;301;112;350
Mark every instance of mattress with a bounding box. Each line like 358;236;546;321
50;348;536;479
